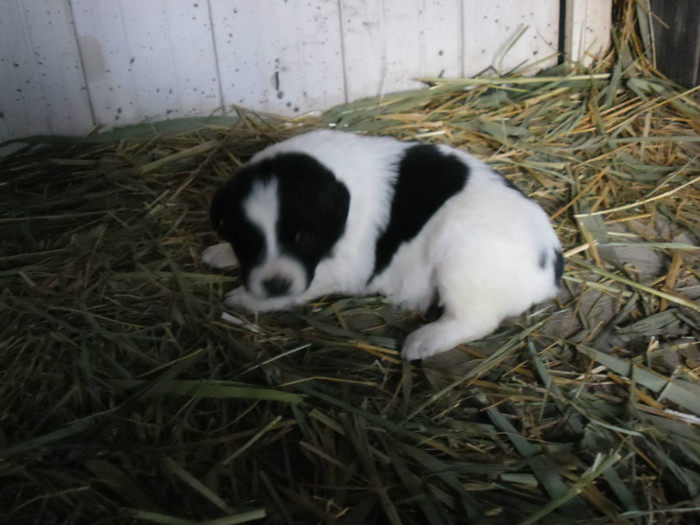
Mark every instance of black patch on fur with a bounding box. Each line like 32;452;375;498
210;153;350;287
554;249;564;285
372;144;468;277
424;291;444;321
539;248;564;286
210;173;267;284
274;154;350;285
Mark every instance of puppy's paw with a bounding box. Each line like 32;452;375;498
224;286;261;311
202;243;238;269
402;324;452;361
224;286;297;313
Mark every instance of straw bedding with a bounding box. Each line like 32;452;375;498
1;3;699;523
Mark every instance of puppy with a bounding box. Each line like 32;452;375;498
203;130;563;360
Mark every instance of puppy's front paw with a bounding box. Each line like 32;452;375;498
224;286;296;313
224;286;260;312
224;286;304;312
402;325;448;361
202;243;238;269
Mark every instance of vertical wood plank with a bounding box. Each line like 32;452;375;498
211;0;346;116
1;0;611;140
649;0;699;87
71;0;221;129
0;0;92;140
340;0;463;100
565;0;612;67
462;0;561;76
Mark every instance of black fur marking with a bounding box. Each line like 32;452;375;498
538;250;548;270
274;154;350;285
554;249;564;285
210;173;267;284
210;153;350;287
372;144;468;278
424;291;444;321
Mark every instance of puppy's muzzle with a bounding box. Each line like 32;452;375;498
262;275;292;297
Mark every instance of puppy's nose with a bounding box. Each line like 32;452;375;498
262;276;292;297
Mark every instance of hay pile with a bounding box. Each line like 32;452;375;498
1;4;699;524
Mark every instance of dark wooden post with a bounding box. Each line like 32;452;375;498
649;0;700;87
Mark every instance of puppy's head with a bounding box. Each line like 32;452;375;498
211;152;350;299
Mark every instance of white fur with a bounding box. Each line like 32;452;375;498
204;130;562;360
243;179;308;298
201;242;237;268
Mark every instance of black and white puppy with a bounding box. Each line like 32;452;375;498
203;130;563;360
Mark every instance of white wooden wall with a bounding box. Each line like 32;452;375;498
0;0;611;142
